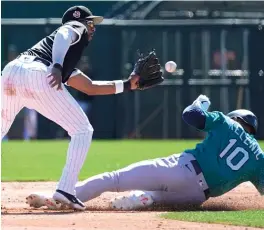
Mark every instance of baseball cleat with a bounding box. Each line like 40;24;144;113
109;190;154;210
53;189;86;211
26;192;62;210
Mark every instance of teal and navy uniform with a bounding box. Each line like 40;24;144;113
183;107;264;197
67;101;263;206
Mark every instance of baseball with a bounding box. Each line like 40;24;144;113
165;61;177;73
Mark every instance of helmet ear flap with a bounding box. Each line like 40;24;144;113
227;110;258;135
240;120;255;135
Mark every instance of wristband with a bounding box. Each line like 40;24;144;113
193;100;210;112
114;80;124;94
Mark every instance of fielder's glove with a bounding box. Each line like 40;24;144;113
133;50;164;90
193;94;211;111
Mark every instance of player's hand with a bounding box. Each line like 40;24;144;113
193;94;211;111
47;64;63;90
129;74;140;90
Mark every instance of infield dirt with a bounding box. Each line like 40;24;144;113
1;182;264;230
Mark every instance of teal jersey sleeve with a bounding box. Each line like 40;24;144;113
253;166;264;195
203;111;226;132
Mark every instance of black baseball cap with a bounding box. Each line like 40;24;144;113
62;6;104;25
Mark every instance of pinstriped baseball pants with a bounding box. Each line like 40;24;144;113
1;56;94;195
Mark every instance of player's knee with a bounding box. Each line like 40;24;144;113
84;123;94;135
81;122;94;136
69;119;94;137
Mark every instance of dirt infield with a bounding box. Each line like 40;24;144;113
1;182;264;230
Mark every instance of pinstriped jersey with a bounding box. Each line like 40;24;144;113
185;111;264;197
21;21;89;83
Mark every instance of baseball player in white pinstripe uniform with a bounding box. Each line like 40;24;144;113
1;6;163;210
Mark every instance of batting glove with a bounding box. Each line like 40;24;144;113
192;94;211;112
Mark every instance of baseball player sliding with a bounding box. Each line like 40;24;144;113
27;95;264;210
1;5;163;211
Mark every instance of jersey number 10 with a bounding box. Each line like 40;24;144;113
219;139;249;170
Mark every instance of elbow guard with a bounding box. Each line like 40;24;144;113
182;106;206;130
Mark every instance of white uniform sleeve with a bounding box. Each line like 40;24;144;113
52;26;79;66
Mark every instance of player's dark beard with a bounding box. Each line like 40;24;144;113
88;33;94;41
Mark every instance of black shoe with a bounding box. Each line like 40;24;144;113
53;189;85;211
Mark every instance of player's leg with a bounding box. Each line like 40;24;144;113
24;69;93;210
75;153;207;209
109;189;204;210
109;154;208;210
25;156;176;209
26;153;206;210
74;154;193;201
1;62;24;139
74;158;167;203
138;189;205;206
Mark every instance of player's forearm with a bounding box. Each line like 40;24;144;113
88;81;127;95
67;72;131;95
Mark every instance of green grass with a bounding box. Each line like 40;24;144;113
162;210;264;228
1;140;198;181
2;140;264;181
2;140;264;228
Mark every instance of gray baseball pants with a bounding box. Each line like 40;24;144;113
75;153;208;205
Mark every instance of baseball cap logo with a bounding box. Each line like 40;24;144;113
73;10;81;18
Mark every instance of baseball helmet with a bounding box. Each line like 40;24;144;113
62;6;103;25
226;109;258;135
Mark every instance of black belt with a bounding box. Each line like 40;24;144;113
190;160;210;199
17;55;51;67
